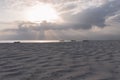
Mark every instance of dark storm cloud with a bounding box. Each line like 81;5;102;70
61;0;120;29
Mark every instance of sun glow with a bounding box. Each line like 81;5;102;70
26;4;60;23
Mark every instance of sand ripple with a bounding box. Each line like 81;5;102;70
0;41;120;80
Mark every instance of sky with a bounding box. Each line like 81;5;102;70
0;0;120;40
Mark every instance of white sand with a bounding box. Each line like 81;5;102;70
0;41;120;80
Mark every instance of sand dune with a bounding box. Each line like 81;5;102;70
0;41;120;80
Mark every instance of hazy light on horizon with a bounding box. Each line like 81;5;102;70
0;40;61;43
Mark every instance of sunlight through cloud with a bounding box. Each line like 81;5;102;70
25;3;61;23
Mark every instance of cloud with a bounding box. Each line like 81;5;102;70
61;0;120;29
14;0;120;31
0;0;120;40
109;14;120;23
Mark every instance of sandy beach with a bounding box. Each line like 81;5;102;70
0;41;120;80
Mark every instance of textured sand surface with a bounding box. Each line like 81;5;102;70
0;41;120;80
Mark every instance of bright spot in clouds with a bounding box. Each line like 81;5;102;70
25;3;60;23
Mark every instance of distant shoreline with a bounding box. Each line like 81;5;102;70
0;40;120;43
